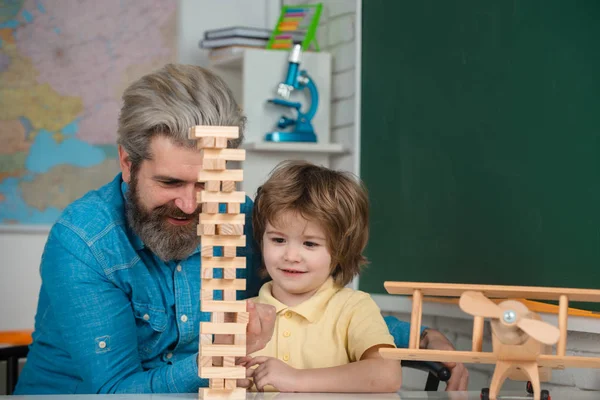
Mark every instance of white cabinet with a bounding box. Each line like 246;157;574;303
208;48;345;199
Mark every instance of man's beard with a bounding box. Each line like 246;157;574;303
126;174;200;261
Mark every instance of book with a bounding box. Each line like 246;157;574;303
199;37;268;49
204;26;273;40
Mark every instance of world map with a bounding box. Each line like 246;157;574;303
0;0;176;226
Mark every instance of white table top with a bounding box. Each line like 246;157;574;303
4;392;599;399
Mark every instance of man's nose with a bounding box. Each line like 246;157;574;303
174;185;197;214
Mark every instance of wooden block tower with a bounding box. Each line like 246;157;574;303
190;125;248;400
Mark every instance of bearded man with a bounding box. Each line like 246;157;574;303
15;64;468;394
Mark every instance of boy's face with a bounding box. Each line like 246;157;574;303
262;211;333;306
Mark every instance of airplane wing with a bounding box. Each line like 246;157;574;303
380;349;600;369
379;349;497;365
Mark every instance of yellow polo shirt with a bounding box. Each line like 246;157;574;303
250;277;395;371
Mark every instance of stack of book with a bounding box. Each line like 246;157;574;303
199;26;306;52
199;26;273;49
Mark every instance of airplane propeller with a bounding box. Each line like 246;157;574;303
459;290;560;345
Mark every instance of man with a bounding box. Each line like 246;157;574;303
15;64;468;394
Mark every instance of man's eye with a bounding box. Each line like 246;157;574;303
160;181;181;187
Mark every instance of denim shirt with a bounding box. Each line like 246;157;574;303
15;173;413;394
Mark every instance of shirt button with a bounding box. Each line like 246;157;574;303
284;311;292;319
283;330;291;338
166;353;173;360
282;354;290;361
143;314;150;321
98;341;107;349
176;265;182;272
180;315;188;323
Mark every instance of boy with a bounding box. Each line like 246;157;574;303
244;160;403;392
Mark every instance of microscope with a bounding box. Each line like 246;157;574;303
265;44;319;142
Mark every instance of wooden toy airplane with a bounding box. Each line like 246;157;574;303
378;282;600;400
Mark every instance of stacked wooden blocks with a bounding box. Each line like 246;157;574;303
190;125;248;400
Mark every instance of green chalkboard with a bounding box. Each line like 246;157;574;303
359;0;600;310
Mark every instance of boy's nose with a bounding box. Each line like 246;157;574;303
284;246;302;262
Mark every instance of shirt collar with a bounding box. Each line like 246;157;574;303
256;277;340;322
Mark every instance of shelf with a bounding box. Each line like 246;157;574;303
241;141;347;154
209;53;243;69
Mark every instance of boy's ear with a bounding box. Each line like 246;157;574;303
118;145;133;183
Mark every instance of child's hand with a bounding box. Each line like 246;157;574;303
235;356;254;388
245;356;302;392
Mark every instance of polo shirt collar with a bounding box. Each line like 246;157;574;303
257;277;340;322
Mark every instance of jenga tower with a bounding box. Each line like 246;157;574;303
190;125;248;400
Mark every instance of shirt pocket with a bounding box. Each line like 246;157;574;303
132;302;168;358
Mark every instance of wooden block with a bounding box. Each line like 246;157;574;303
197;136;215;148
203;159;227;170
221;181;236;192
200;344;246;357
236;312;249;324
201;148;246;161
224;379;237;390
234;334;246;346
202;202;219;214
201;367;245;379
200;356;213;368
212;311;225;324
199;388;246;400
202;257;246;269
200;213;245;224
190;125;239;139
227;203;240;214
224;268;237;279
199;224;215;235
209;379;224;389
201;322;247;335
198;170;243;183
197;191;245;204
215;137;228;148
218;223;244;236
201;246;214;257
201;236;246;247
206;181;221;192
202;301;246;313
201;279;246;290
223;247;237;258
223;357;235;368
201;289;213;302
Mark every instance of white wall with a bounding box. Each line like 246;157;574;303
0;228;46;330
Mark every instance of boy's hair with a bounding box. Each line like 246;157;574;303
253;160;370;287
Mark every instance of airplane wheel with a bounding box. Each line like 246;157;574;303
526;381;533;394
480;388;490;400
541;389;551;400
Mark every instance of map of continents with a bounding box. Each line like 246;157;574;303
0;0;176;225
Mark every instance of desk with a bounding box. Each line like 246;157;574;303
4;392;599;399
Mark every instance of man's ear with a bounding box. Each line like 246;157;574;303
118;145;133;183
